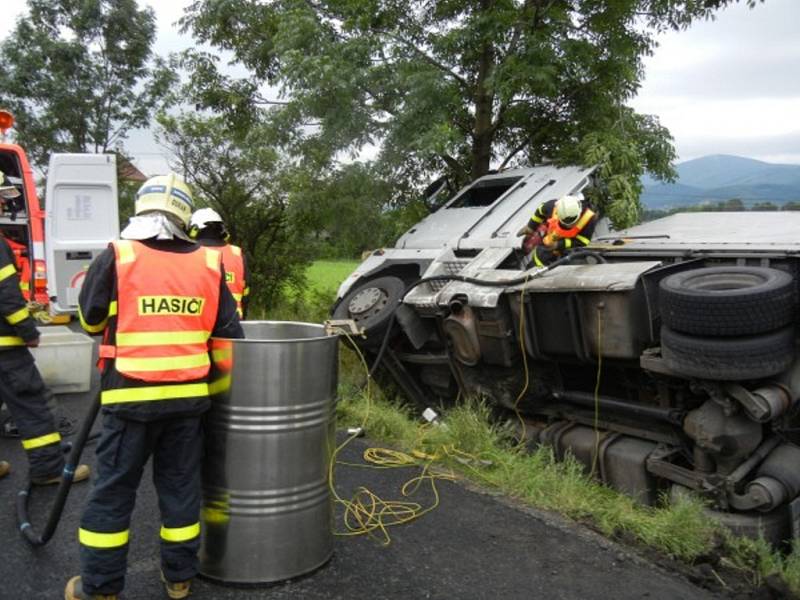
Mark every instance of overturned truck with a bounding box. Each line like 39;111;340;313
332;165;800;543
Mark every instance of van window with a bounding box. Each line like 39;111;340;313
447;176;522;209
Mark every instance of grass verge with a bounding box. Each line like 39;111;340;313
276;261;800;594
334;348;800;595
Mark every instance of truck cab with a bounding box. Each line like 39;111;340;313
0;141;48;306
0;111;119;316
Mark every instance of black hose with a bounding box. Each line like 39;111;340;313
17;391;102;546
367;249;606;377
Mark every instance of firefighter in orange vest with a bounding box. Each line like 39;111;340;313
517;194;598;267
0;174;90;485
65;173;243;600
189;208;249;319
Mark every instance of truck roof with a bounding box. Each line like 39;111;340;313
395;165;596;250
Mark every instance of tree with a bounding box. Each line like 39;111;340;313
0;0;174;170
182;0;759;228
157;112;312;310
293;162;428;258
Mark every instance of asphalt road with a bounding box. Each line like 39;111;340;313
0;343;715;600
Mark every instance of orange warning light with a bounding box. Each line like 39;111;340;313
0;110;15;133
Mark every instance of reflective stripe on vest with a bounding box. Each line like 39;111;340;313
0;336;24;346
545;207;596;242
101;381;210;405
109;240;221;383
210;338;233;374
220;244;245;316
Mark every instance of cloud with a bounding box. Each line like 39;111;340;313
637;0;800;100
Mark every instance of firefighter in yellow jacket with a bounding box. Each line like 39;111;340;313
517;194;598;267
65;174;243;600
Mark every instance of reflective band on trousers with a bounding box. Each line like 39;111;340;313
0;263;16;282
5;307;29;325
101;382;210;405
160;522;200;543
22;432;61;450
79;528;130;549
114;352;210;373
0;336;24;346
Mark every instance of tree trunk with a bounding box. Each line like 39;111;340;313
470;28;495;180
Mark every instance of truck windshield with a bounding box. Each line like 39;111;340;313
447;176;521;209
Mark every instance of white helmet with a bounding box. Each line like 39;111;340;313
135;172;194;227
555;194;583;227
189;207;224;231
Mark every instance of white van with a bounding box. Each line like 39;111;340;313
45;153;119;314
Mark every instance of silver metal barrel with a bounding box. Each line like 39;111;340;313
200;321;338;584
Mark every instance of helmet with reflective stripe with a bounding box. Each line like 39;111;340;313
135;173;194;227
555;194;583;227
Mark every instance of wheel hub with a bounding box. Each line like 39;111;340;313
348;286;386;317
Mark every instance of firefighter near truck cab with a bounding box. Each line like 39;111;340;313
0;111;48;309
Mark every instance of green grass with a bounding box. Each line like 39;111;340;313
281;262;800;592
303;259;359;297
258;259;359;322
333;355;800;593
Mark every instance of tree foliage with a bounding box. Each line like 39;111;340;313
295;162;428;258
182;0;758;228
0;0;174;170
157;112;312;309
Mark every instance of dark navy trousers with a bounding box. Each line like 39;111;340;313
0;348;63;479
79;413;203;595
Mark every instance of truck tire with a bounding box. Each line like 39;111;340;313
659;266;796;337
332;275;407;348
660;326;795;381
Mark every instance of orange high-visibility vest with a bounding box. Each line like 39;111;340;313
101;240;222;382
220;244;246;317
5;238;31;300
544;207;596;244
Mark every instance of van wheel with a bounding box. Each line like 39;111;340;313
332;276;406;348
659;266;796;337
660;326;795;381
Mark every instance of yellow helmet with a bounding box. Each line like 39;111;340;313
135;173;194;227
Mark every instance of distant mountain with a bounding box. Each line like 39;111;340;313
641;155;800;209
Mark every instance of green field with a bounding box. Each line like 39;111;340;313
305;259;359;296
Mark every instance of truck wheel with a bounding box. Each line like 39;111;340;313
332;275;407;348
659;266;796;337
661;326;795;381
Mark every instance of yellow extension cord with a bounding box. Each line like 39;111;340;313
327;275;607;545
328;328;456;546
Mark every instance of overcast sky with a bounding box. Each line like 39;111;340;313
2;0;799;174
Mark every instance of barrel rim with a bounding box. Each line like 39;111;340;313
212;320;336;344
